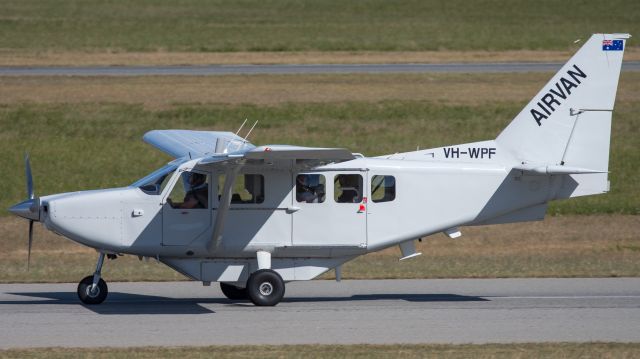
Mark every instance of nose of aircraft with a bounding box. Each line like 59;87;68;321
9;198;40;221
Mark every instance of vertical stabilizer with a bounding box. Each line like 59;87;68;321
496;33;629;173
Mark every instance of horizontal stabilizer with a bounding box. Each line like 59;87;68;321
513;164;607;175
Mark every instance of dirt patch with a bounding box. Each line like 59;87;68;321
1;73;638;109
1;49;639;66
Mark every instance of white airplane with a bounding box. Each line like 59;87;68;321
9;33;630;306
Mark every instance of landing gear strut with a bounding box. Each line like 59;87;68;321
77;252;108;305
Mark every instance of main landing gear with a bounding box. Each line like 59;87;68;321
246;269;285;306
77;252;108;305
220;251;286;306
220;269;285;306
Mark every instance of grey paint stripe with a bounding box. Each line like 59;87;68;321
0;62;639;76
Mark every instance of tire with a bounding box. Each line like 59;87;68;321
220;282;248;300
77;275;108;305
246;269;285;306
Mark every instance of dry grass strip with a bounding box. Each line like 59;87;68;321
1;49;639;67
1;73;638;109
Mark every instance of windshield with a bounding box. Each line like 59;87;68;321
131;159;185;195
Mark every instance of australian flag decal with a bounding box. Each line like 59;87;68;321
602;39;624;51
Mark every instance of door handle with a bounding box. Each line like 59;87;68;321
132;209;144;217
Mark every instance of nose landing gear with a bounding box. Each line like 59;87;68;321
77;252;108;305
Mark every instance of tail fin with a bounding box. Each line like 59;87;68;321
497;33;629;175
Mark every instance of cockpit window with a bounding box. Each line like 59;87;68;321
132;162;181;195
167;171;209;209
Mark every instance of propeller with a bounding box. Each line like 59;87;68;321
8;153;40;270
26;153;34;200
28;219;34;270
25;153;35;270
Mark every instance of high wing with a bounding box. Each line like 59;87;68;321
144;130;355;168
246;145;354;161
199;145;355;166
143;130;254;158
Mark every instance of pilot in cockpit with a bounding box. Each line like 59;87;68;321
169;172;208;209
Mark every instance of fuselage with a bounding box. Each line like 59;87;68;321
37;139;557;260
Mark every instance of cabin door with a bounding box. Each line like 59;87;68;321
219;170;293;251
292;171;367;248
162;170;213;246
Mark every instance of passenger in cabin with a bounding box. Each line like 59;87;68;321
296;175;317;203
170;173;209;209
336;175;361;203
296;174;326;203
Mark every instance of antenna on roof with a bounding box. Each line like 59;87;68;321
243;120;259;142
235;118;248;136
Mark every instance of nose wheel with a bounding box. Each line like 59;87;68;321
77;252;109;305
77;275;108;304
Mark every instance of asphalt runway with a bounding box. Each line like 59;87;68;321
0;62;639;76
1;278;639;348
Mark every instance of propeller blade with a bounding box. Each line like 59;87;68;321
25;153;34;200
28;220;34;271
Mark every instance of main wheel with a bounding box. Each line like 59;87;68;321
220;282;248;300
77;275;108;305
246;269;285;306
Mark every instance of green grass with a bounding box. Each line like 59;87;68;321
1;101;638;216
2;343;640;358
1;0;639;52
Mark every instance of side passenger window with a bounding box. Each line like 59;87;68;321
334;174;363;203
371;175;396;203
219;174;265;204
296;174;326;203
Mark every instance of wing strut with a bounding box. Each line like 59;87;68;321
207;166;241;253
